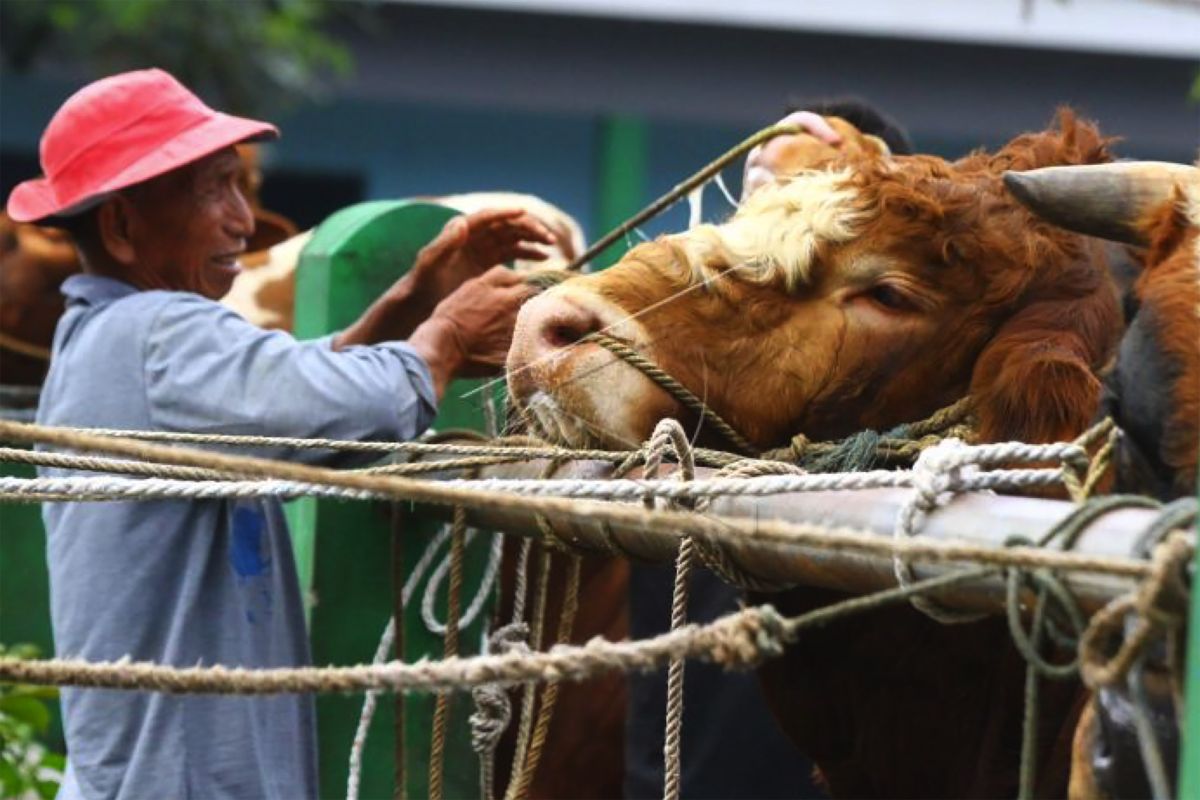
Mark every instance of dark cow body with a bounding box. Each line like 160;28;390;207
1005;159;1198;799
756;586;1082;798
1099;309;1185;500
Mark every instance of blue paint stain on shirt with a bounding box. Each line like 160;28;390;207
230;506;270;577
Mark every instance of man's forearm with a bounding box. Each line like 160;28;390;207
406;316;466;401
332;273;436;350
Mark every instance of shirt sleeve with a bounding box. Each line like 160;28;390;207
143;294;438;465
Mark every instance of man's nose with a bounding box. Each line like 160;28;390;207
226;187;256;240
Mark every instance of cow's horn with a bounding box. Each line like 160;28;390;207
1003;162;1200;246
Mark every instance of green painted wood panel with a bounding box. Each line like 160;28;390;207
1179;471;1200;798
0;457;65;752
593;116;648;271
293;201;499;800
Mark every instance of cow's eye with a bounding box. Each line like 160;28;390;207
864;284;914;311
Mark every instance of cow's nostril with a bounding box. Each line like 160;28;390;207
537;306;601;351
548;323;587;349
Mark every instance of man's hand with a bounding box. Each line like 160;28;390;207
410;209;553;307
743;111;844;199
408;266;532;398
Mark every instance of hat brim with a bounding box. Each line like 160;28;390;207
7;112;279;223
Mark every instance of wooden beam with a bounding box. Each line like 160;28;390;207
416;454;1185;616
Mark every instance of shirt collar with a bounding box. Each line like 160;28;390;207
61;274;140;306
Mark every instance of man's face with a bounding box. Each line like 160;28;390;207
116;147;255;299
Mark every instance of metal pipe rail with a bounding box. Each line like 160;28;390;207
417;453;1188;615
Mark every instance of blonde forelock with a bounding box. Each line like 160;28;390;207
665;169;867;291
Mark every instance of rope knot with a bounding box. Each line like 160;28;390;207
469;685;513;755
709;607;788;669
490;621;533;657
894;437;987;624
641;419;696;510
910;436;977;509
785;432;812;461
468;622;531;758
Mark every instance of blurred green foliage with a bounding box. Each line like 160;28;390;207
0;0;355;115
0;644;64;800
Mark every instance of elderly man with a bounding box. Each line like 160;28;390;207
6;68;552;799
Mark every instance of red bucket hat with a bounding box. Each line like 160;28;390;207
6;68;278;223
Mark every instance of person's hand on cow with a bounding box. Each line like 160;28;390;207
410;209;553;305
408;265;534;397
743;111;845;199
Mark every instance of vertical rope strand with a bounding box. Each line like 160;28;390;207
391;503;407;800
513;553;583;800
428;507;467;800
475;537;533;800
663;536;696;800
504;546;553;800
511;538;533;625
1018;584;1049;800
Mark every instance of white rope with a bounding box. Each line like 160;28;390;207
0;467;1070;505
347;523;454;800
0;475;374;502
687;183;705;229
348;523;503;800
713;172;740;209
422;530;504;636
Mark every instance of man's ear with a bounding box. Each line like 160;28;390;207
97;196;137;266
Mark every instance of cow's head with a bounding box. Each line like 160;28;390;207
1006;160;1199;498
508;113;1122;451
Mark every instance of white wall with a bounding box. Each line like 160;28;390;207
394;0;1200;58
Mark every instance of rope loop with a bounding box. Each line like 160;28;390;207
1003;553;1085;681
1079;531;1192;690
642;418;697;512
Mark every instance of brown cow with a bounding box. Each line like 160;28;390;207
0;213;78;385
1004;159;1199;799
507;112;1123;797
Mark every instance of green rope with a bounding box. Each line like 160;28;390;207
1004;495;1187;798
762;397;978;473
1018;581;1050;800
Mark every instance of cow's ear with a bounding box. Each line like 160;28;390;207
969;295;1116;444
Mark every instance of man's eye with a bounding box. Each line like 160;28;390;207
865;284;913;311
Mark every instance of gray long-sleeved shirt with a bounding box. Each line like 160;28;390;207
37;274;437;800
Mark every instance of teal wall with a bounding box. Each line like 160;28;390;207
0;73;915;242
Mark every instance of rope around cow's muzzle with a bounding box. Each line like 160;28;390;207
584;332;759;455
